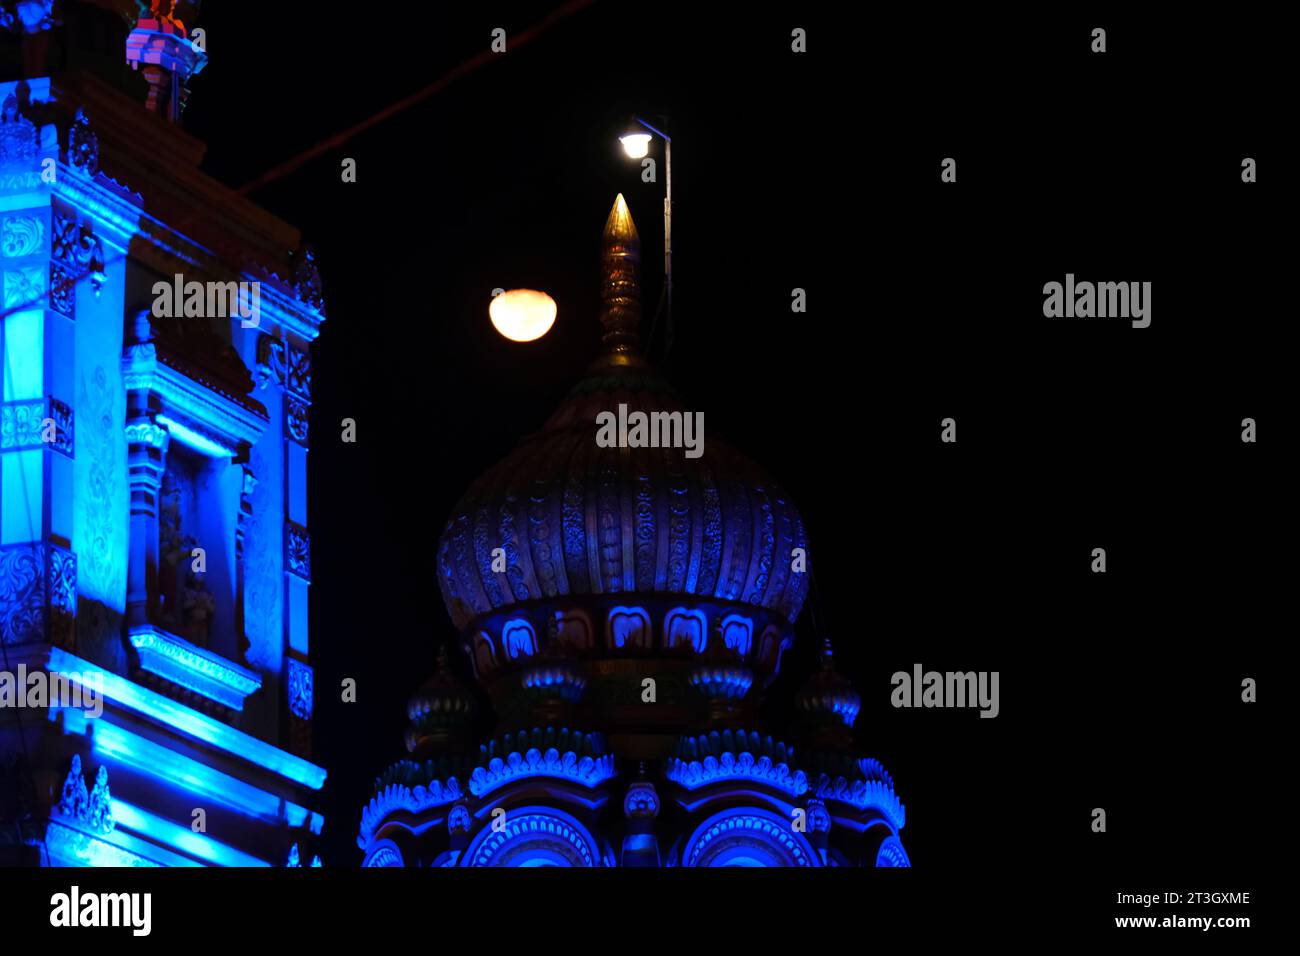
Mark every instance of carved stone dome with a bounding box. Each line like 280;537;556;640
435;196;809;732
436;366;809;631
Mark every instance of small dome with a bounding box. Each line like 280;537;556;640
405;646;478;755
796;639;861;731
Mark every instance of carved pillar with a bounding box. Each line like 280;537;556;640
123;415;168;630
621;767;661;867
122;317;167;629
257;329;314;756
804;797;832;865
235;464;255;658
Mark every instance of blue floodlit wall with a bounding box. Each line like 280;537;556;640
1;74;325;866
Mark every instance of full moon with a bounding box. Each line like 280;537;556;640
490;289;557;342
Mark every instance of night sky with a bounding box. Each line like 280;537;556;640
179;3;1279;879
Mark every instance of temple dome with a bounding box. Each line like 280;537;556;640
436;199;807;635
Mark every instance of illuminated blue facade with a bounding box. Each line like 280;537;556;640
358;196;910;867
1;4;326;867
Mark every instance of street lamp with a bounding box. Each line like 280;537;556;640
618;132;652;159
619;116;672;351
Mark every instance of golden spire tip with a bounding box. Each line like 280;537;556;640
603;193;638;243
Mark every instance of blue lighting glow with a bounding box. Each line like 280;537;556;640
682;807;818;868
128;624;262;711
112;800;272;867
48;649;326;790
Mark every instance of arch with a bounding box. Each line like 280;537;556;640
472;632;496;674
462;805;604;868
502;619;537;659
756;625;784;668
719;613;753;657
553;609;593;651
607;606;651;650
363;839;404;867
875;834;911;867
665;607;708;652
681;807;820;868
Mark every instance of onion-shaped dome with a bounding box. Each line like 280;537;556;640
796;639;862;747
405;646;478;756
436;196;810;640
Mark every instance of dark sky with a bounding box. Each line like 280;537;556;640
179;4;1280;874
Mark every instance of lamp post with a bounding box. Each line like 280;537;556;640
619;116;672;350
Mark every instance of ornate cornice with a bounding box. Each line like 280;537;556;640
128;624;262;712
468;745;616;798
123;420;169;450
666;749;808;797
810;772;906;830
358;778;464;850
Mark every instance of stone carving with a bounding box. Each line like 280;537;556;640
51;212;78;263
359;778;464;851
55;756;114;835
285;521;311;581
253;334;311;400
124;420;169;449
158;468;214;646
292;245;325;314
623;779;660;819
288;659;313;720
448;804;472;836
467;746;615;798
0;399;44;449
286;346;311;400
56;755;89;820
255;333;285;389
242;442;282;670
0;215;43;257
48;263;74;316
47;545;76;616
68;108;99;177
0;92;37;166
3;265;44;310
286;395;309;444
47;397;73;456
0;545;42;644
87;766;114;834
50;213;107;308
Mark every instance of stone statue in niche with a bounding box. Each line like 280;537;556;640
0;92;38;165
158;469;214;646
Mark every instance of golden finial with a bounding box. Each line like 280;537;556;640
599;194;641;353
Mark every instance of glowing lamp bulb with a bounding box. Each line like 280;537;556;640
490;289;557;342
620;132;652;159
